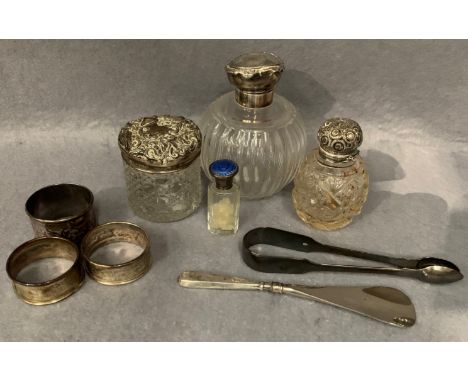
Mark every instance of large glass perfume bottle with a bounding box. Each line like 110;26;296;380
292;118;369;230
200;52;307;199
207;159;240;235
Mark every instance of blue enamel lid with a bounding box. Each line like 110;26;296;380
209;159;239;189
209;159;238;178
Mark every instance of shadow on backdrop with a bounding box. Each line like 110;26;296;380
353;191;448;257
431;193;468;314
446;196;468;266
362;149;406;215
365;149;405;183
279;69;335;148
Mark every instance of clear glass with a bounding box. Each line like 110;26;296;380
200;92;307;199
292;149;369;230
207;183;240;235
123;158;201;222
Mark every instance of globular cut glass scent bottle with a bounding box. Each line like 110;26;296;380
292;118;369;231
118;115;202;222
207;159;240;235
200;52;307;199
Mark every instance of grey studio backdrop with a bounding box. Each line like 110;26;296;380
1;40;467;341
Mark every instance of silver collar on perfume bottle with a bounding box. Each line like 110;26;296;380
317;147;358;168
235;89;274;108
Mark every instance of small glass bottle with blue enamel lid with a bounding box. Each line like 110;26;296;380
208;159;240;235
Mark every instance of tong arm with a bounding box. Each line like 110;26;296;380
243;227;418;269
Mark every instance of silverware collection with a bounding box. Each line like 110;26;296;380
5;52;464;330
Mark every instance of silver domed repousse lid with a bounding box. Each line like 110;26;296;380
118;115;202;173
225;52;284;108
317;118;363;167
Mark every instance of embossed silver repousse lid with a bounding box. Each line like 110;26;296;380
225;52;284;108
118;115;202;173
317;118;363;167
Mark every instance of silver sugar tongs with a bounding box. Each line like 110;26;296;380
242;227;463;284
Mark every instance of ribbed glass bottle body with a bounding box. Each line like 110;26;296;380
200;92;307;199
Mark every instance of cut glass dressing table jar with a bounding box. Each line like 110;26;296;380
118;115;202;222
199;52;307;199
